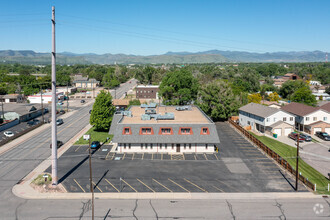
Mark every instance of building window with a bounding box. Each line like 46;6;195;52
165;144;167;149
160;144;162;149
274;117;276;122
189;144;192;149
290;117;293;121
172;144;174;149
123;127;131;135
145;144;148;149
124;143;126;149
179;127;193;135
324;117;327;121
140;127;153;135
283;117;286;122
128;144;131;149
266;118;270;122
184;144;186;149
306;117;309;121
159;127;173;135
205;144;208;149
150;144;153;149
313;117;317;121
201;127;210;135
141;144;143;149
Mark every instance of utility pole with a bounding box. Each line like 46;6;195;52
40;86;44;123
1;98;4;120
295;133;300;191
51;6;58;186
66;81;69;112
88;135;95;220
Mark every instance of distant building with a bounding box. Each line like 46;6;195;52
273;73;300;88
109;105;220;153
56;87;78;95
136;85;159;99
28;92;64;104
72;74;99;88
0;94;25;103
113;99;130;109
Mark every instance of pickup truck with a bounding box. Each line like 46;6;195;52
288;132;304;142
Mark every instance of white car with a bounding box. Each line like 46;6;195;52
4;131;14;137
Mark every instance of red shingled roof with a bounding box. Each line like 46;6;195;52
280;102;318;116
319;102;330;113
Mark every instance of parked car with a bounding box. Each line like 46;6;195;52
299;133;312;142
91;141;100;149
288;132;304;142
56;118;63;126
50;140;64;148
27;119;40;126
59;110;65;115
58;102;64;105
81;100;85;104
44;108;49;113
315;132;330;141
89;110;92;114
3;131;14;137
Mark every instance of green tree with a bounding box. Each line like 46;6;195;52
159;69;199;105
90;90;115;131
291;87;317;106
197;80;241;121
268;92;281;102
279;80;308;99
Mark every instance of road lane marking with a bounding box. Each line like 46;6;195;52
121;179;137;192
216;180;237;191
212;185;224;192
110;153;115;160
137;178;155;192
161;153;163;160
75;146;81;152
182;153;185;160
132;153;135;160
141;153;144;160
122;153;126;160
184;178;208;193
73;179;86;193
105;179;119;192
194;154;197;160
151;153;154;160
152;178;172;192
105;150;112;159
214;154;219;160
203;153;208;160
170;154;173;160
168;178;190;193
92;181;103;192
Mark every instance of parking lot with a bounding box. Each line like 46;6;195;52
47;122;308;193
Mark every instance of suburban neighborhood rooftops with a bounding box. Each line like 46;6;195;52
306;120;330;126
269;120;293;128
120;105;212;124
280;102;318;116
239;103;280;118
319;102;330;113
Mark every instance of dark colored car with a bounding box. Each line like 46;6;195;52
56;118;63;125
315;132;330;141
91;141;100;149
299;133;312;142
59;110;65;115
288;132;304;142
81;100;85;104
50;140;64;148
44;108;49;113
89;110;92;114
27;119;39;126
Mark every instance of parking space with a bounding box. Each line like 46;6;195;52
48;122;309;193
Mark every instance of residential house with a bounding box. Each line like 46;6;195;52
72;74;100;88
273;73;300;88
281;102;330;134
239;103;295;137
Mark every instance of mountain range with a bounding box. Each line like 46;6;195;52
0;50;327;65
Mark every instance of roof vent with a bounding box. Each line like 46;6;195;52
140;103;157;108
175;106;192;111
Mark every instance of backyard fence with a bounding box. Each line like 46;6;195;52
228;118;315;191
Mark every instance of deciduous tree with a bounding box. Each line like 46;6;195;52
90;90;115;131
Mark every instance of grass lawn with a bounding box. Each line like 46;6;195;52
250;133;330;194
75;127;113;145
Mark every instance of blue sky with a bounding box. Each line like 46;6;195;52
0;0;329;55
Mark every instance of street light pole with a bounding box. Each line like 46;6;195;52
40;86;44;123
88;135;94;220
295;133;300;191
66;82;69;112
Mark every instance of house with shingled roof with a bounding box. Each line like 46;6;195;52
239;103;295;137
281;102;330;134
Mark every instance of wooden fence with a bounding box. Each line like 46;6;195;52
228;118;315;191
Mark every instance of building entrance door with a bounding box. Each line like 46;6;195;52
176;144;180;152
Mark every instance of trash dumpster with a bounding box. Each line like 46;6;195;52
273;133;278;138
